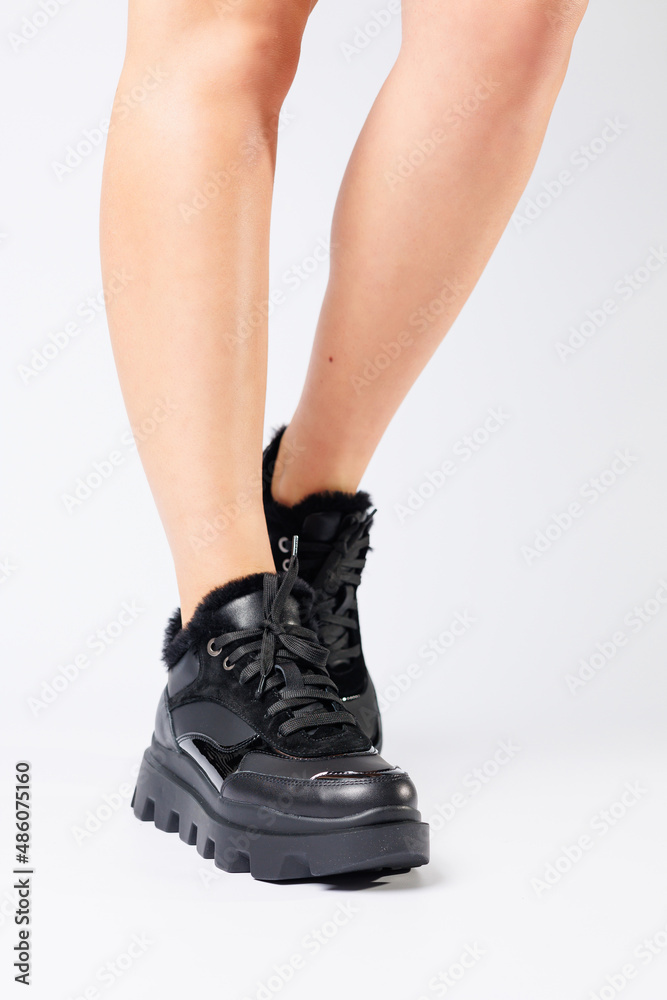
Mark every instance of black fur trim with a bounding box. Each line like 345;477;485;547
263;425;373;521
262;425;287;503
162;608;185;661
267;488;373;527
162;571;317;669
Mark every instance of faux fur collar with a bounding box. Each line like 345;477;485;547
162;572;316;668
263;425;373;523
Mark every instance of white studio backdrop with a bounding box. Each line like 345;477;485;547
2;1;667;998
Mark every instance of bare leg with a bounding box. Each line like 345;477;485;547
101;0;315;620
271;0;588;504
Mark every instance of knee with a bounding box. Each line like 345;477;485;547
402;0;588;96
500;0;589;78
124;0;314;111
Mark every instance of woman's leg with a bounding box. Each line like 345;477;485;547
271;0;588;504
101;0;315;621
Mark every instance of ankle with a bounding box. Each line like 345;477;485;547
179;558;275;626
175;514;276;623
271;425;362;506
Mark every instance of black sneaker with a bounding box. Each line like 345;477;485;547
263;427;382;748
132;550;428;879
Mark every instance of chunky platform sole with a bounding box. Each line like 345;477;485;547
132;748;429;881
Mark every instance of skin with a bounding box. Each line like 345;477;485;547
101;0;588;621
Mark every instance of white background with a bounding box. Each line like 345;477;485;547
3;0;667;997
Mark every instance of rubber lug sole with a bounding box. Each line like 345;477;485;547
131;750;429;881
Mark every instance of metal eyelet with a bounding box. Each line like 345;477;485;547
278;536;290;553
207;639;221;657
282;558;290;571
222;656;234;671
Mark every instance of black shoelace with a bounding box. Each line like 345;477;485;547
207;544;357;737
297;510;374;673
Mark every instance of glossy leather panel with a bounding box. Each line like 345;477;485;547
178;737;226;791
179;736;243;791
150;736;227;799
236;750;396;779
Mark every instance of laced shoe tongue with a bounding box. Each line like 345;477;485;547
200;554;360;740
301;511;343;542
213;589;302;632
299;512;347;585
209;572;325;694
297;512;372;672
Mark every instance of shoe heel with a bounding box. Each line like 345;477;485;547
131;750;251;871
132;750;177;827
